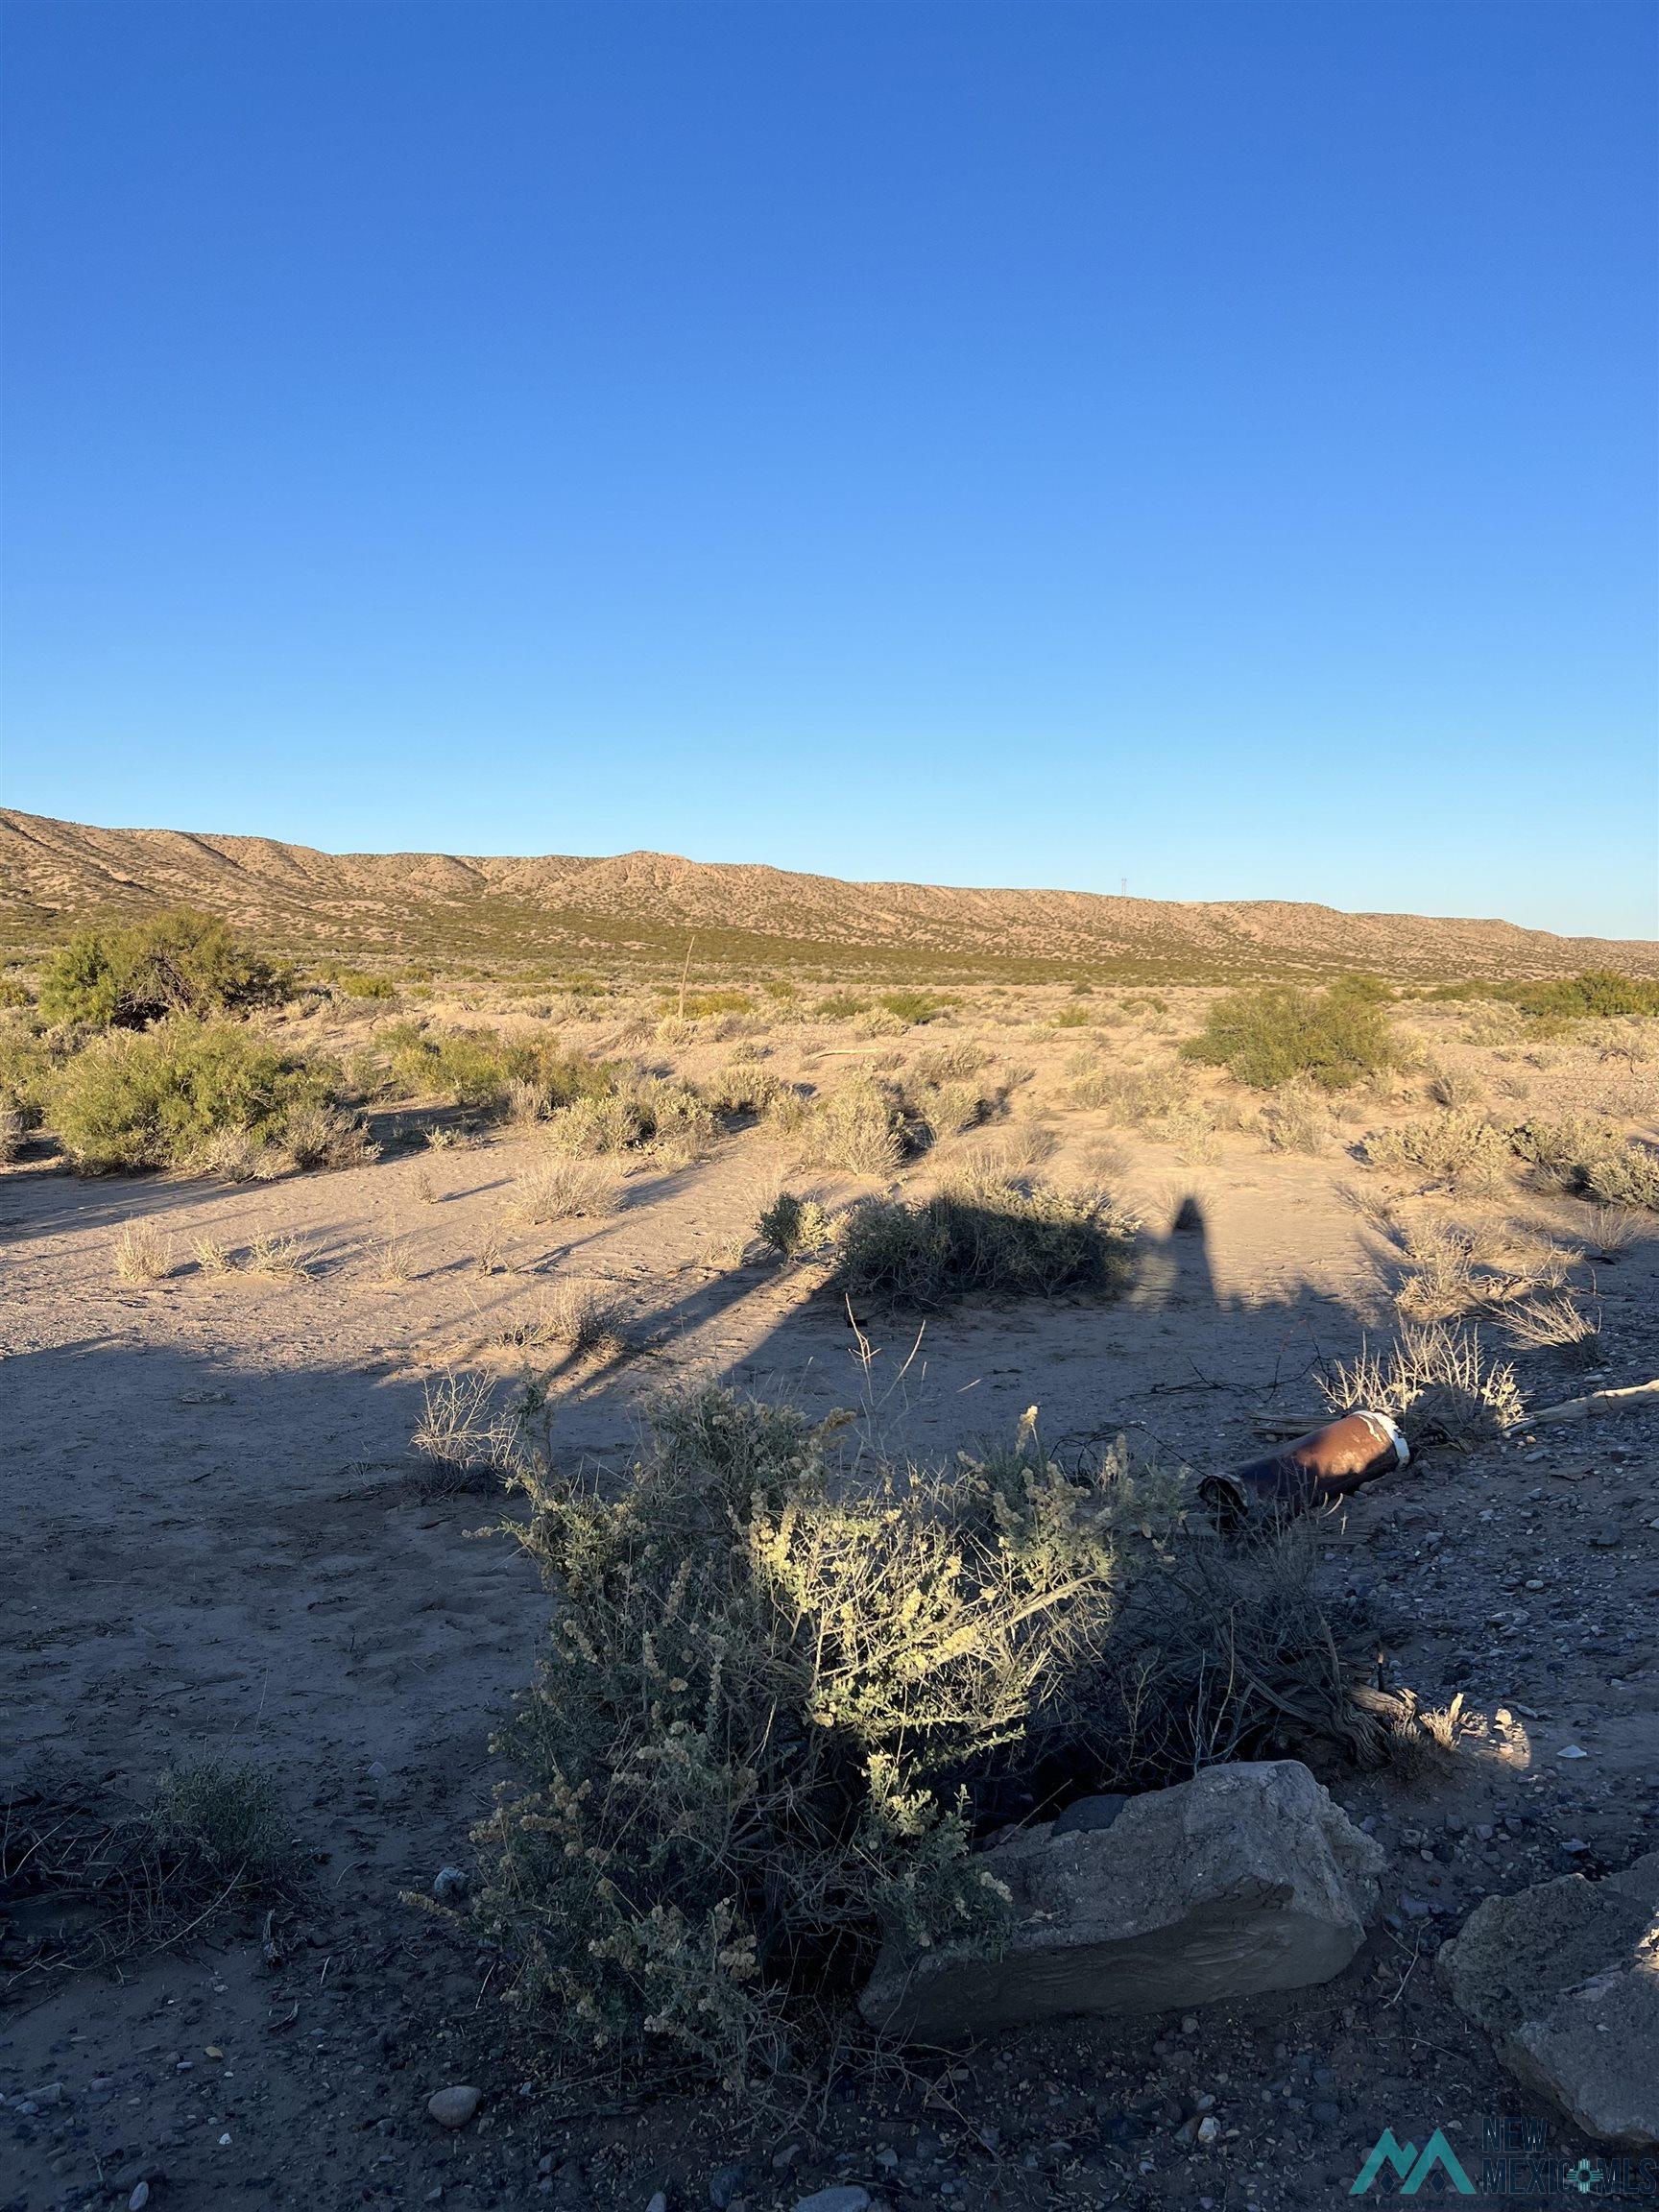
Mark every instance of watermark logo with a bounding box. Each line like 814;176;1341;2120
1351;2128;1477;2197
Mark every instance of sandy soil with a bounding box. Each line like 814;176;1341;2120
3;998;1657;2212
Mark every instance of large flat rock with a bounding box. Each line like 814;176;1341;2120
860;1760;1382;2044
1436;1853;1659;2149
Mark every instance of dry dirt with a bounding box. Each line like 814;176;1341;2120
3;991;1657;2212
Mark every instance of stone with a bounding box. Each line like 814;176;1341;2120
1437;1851;1659;2148
432;1865;470;1903
646;2198;668;2212
709;2165;746;2208
792;2192;871;2212
426;2084;483;2128
860;1761;1382;2043
1052;1793;1129;1838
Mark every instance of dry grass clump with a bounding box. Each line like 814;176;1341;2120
511;1281;631;1358
834;1173;1136;1309
1064;1059;1193;1124
1;1758;297;1985
276;1102;379;1172
1499;1292;1600;1358
705;1062;784;1117
411;1369;511;1491
1367;1111;1511;1195
756;1190;837;1260
1324;1322;1523;1445
464;1389;1370;2096
243;1230;312;1281
1512;1118;1659;1211
510;1156;617;1225
0;1097;26;1166
191;1233;235;1277
113;1220;172;1282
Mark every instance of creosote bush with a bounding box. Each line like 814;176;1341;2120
48;1018;359;1176
834;1174;1136;1309
386;1022;613;1120
38;909;287;1030
466;1389;1382;2097
1183;982;1398;1091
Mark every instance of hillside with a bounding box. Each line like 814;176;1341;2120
2;806;1654;982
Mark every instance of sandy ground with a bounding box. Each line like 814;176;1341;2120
3;1001;1657;2212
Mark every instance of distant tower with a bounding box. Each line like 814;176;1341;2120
1120;877;1127;898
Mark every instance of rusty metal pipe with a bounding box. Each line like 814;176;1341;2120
1200;1410;1408;1529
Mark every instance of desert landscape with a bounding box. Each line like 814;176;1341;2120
2;809;1657;2212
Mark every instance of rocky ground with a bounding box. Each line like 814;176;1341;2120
3;990;1655;2212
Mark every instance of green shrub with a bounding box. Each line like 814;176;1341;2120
325;967;397;1001
877;990;953;1026
388;1023;613;1118
809;992;871;1022
543;1074;716;1162
1512;1118;1659;1210
0;1024;56;1130
0;974;32;1010
659;988;753;1019
38;909;287;1030
757;1190;837;1258
49;1019;343;1174
469;1388;1369;2095
835;1174;1136;1308
1182;985;1397;1090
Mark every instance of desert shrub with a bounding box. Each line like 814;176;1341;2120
705;1062;784;1117
543;1075;716;1164
469;1390;1373;2094
809;992;871;1022
0;1098;25;1165
771;1075;913;1180
1500;1292;1600;1357
0;1024;59;1131
1182;985;1397;1091
48;1019;343;1175
757;1190;837;1259
1324;1322;1523;1445
1367;1111;1511;1194
1065;1059;1193;1123
835;1174;1136;1308
1254;1081;1330;1154
664;989;753;1019
1052;1003;1093;1029
38;910;287;1030
877;990;953;1026
387;1023;613;1119
325;967;397;1000
1512;1118;1659;1211
912;1042;988;1084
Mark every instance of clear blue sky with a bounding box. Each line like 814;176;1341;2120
2;3;1654;939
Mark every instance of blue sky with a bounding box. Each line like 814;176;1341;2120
2;2;1654;939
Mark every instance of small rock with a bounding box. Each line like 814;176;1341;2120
433;1866;470;1903
709;2165;746;2209
129;2190;150;2212
646;2197;668;2212
793;2191;871;2212
365;1760;389;1780
426;2084;483;2128
1195;2116;1220;2146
